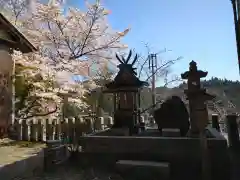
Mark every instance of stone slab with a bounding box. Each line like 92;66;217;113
80;135;227;156
116;160;170;180
92;128;129;136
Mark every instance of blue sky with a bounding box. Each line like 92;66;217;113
69;0;239;83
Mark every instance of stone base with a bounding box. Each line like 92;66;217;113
116;160;170;180
92;128;130;136
78;128;230;180
108;128;129;136
162;129;181;137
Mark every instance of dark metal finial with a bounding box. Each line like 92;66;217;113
116;54;124;64
116;49;139;65
131;54;138;65
121;56;126;63
125;50;132;64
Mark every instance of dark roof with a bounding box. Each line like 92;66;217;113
0;13;36;53
105;80;149;91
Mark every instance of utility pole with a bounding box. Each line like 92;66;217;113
231;0;240;74
148;54;157;107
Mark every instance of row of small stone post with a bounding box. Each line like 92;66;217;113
12;116;114;142
211;114;239;149
93;116;114;132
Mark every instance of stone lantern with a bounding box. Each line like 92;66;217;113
0;13;36;137
103;50;149;135
181;61;215;137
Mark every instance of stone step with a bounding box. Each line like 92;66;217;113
115;160;170;180
162;128;181;137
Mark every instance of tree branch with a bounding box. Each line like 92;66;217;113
23;105;58;119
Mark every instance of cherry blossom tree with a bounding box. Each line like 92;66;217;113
1;0;129;119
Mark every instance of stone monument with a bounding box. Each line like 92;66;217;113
0;13;36;137
153;96;190;136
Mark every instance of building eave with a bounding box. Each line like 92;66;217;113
0;13;37;53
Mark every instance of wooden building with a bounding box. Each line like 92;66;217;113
0;13;36;137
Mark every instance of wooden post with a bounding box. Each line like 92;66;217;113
75;117;84;139
68;117;74;144
60;119;67;142
93;117;97;131
45;119;51;141
21;120;28;141
45;119;54;141
29;119;37;141
54;119;60;140
85;117;93;133
37;119;43;141
226;114;239;149
14;120;21;140
211;114;220;132
50;120;54;140
65;118;70;140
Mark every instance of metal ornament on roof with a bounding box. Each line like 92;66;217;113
115;50;138;76
104;50;149;91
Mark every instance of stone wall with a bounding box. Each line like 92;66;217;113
79;129;230;180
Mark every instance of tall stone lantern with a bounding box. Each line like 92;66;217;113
181;61;215;137
0;13;36;137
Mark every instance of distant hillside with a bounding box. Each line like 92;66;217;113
140;77;240;115
91;77;240;117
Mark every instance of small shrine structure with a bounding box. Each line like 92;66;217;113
181;61;215;137
0;13;36;137
103;50;149;135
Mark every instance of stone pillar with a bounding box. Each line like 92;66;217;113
94;117;104;131
106;116;113;127
139;116;145;132
226;114;239;149
85;118;93;133
0;44;13;137
211;114;220;132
